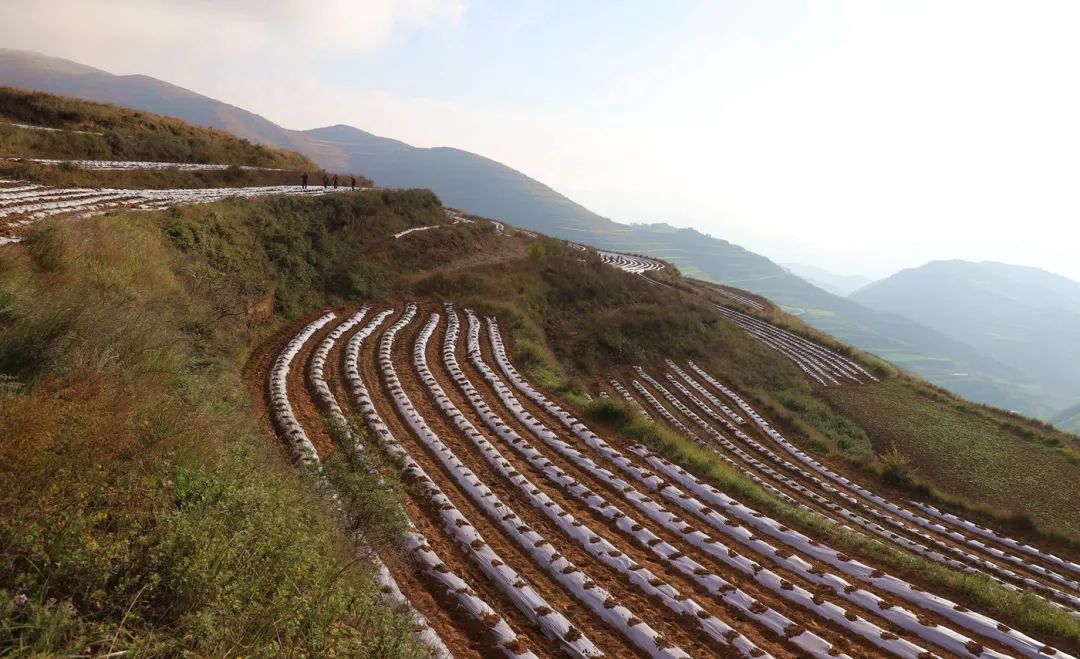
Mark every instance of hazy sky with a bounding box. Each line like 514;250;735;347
2;0;1079;281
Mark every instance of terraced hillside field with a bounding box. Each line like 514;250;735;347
257;297;1079;657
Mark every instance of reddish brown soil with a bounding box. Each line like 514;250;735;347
248;299;1073;658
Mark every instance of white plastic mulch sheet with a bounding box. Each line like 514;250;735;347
483;317;1070;659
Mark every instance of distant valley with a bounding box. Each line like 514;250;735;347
851;260;1080;419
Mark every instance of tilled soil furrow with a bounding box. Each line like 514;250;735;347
389;308;683;657
483;316;1065;658
621;370;1053;654
306;309;519;659
453;311;871;657
367;307;628;657
286;314;343;457
420;308;756;658
676;361;1080;604
465;314;952;658
662;365;1080;611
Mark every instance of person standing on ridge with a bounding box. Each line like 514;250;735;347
301;172;308;189
333;174;339;189
350;176;356;190
322;173;329;188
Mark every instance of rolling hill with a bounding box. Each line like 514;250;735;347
0;48;1051;417
852;260;1080;419
783;262;873;296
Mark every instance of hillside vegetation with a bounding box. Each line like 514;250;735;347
0;86;315;169
0;191;451;655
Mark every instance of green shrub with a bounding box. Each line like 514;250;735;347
528;238;547;261
879;444;915;488
774;388;872;457
347;262;389;300
583;397;637;426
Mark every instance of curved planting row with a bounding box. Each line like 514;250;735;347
267;311;338;465
1;185;104;203
0;191;142;219
0;179;332;242
713;286;766;311
717;306;876;386
0;182;46;196
408;311;686;652
912;501;1080;582
608;379;653;422
416;309;707;657
394;226;440;239
464;312;933;657
376;305;607;658
639;365;1080;613
341;306;548;656
597;250;665;274
445;307;796;657
717;309;838;386
5;157;284;171
268;309;453;658
483;320;1003;657
661;361;1080;610
485;318;1069;658
624;377;818;516
725;308;876;383
2;121;101;135
631;443;1069;658
685;361;1080;600
628;372;936;549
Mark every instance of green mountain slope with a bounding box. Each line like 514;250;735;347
852;260;1080;419
0;48;1046;416
782;262;873;296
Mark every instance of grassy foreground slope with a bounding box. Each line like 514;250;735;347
0;192;448;656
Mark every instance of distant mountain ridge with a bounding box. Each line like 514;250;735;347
0;48;1051;418
1053;402;1080;434
852;260;1080;418
782;263;873;296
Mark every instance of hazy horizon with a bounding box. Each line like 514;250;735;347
2;1;1079;282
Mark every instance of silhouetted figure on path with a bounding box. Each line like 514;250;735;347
301;172;308;189
322;174;330;188
333;174;339;189
350;176;356;190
